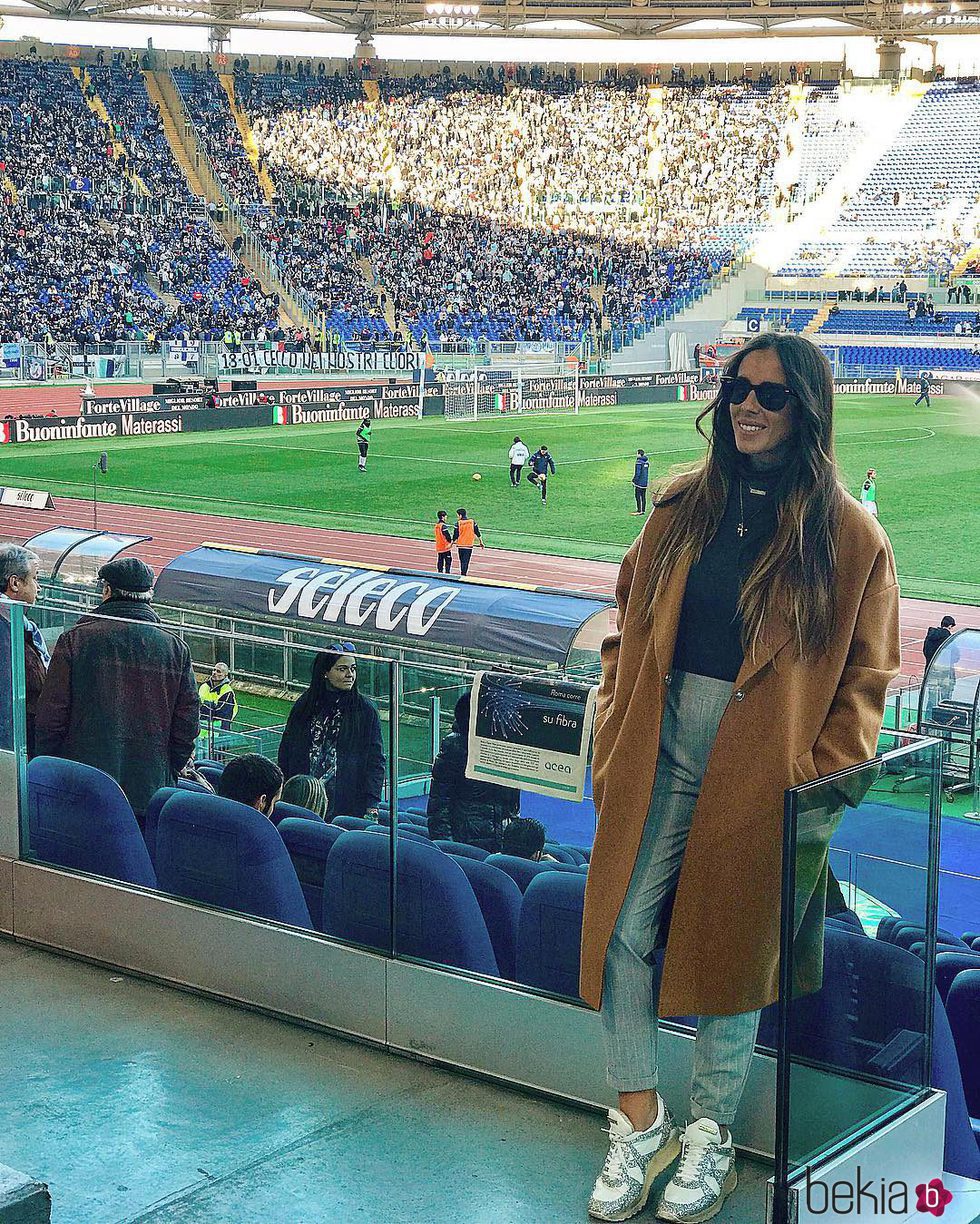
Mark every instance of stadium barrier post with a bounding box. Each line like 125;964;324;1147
472;371;478;422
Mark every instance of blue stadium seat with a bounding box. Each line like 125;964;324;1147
322;831;497;974
270;799;324;828
155;792;313;929
449;855;522;980
177;778;211;794
936;951;980;1002
143;785;180;866
543;843;577;864
947;971;980;1121
277;817;344;931
485;853;555;892
516;870;587;999
27;757;157;889
195;762;225;790
332;815;373;831
433;840;489;861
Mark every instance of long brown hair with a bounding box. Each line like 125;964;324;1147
644;333;844;660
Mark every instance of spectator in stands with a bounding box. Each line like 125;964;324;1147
281;773;330;820
923;615;957;666
0;543;48;756
198;661;238;732
277;649;385;818
426;692;519;851
583;333;900;1224
217;753;283;817
35;558;199;816
897;278;907;302
500;817;557;862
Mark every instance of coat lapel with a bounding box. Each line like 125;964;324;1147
733;615;795;690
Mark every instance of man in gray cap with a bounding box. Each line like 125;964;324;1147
35;556;199;817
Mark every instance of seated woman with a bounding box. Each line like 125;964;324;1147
427;693;520;852
277;650;385;819
281;773;329;821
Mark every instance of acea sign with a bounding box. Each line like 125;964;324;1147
267;566;460;636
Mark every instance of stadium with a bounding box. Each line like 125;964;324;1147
0;1;978;1220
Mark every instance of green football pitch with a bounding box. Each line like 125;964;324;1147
1;394;977;599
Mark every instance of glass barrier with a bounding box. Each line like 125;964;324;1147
390;661;596;998
0;599;27;758
773;735;943;1219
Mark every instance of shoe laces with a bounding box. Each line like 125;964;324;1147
675;1131;715;1183
601;1128;638;1182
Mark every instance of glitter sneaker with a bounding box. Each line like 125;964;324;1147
588;1099;681;1222
656;1118;737;1222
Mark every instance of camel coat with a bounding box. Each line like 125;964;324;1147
580;490;901;1017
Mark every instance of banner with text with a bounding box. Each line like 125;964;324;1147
466;671;598;802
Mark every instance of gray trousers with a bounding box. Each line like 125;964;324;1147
600;670;761;1126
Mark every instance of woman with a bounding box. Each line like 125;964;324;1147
278;651;385;819
584;334;900;1223
280;773;330;821
426;692;520;851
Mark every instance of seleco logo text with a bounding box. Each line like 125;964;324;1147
267;566;459;637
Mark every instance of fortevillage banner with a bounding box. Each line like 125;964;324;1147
81;391;206;416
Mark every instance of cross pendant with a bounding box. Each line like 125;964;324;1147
737;523;747;538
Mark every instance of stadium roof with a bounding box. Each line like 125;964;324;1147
4;0;980;43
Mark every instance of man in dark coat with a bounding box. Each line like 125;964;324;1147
35;557;199;816
0;543;49;756
426;693;520;851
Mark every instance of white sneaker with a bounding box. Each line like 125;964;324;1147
588;1100;681;1222
656;1119;737;1222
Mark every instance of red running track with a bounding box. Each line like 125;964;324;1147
0;494;974;682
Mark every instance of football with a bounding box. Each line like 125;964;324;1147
472;472;482;481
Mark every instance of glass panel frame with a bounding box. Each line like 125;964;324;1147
772;735;943;1222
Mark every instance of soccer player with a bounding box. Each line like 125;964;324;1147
526;445;556;503
508;436;529;487
632;449;650;514
434;510;453;574
356;416;371;471
914;371;931;408
453;508;485;576
860;469;878;518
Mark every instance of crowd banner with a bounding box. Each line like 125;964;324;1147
466;671;598;802
217;348;423;375
0;486;54;509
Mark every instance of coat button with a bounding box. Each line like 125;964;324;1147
734;689;745;701
664;672;672;685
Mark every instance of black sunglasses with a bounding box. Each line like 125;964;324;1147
720;375;794;414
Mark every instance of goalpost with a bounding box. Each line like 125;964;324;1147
441;367;581;420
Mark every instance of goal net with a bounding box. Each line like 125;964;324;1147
441;368;581;420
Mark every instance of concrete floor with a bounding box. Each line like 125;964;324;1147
0;937;771;1224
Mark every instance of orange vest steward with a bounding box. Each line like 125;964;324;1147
435;523;452;553
456;519;476;548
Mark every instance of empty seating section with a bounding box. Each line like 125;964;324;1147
817;307;980;336
834;344;980;373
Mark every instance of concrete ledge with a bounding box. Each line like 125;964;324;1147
0;1164;50;1223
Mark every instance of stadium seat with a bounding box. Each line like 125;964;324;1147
195;762;225;790
177;778;212;794
27;757;157;889
516;870;587;999
936;951;980;1002
276;817;344;931
322;831;497;975
946;971;980;1120
270;799;324;828
143;785;180;866
449;854;522;980
543;843;577;864
331;816;373;831
155;792;313;929
485;853;555;892
433;840;490;861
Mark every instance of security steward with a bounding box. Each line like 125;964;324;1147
199;661;239;731
453;508;485;577
435;510;454;575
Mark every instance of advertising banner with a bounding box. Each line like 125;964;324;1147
81;391;206;416
0;486;54;509
466;671;598;801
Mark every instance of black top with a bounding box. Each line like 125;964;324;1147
672;464;783;683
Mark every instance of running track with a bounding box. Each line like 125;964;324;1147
0;494;974;681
